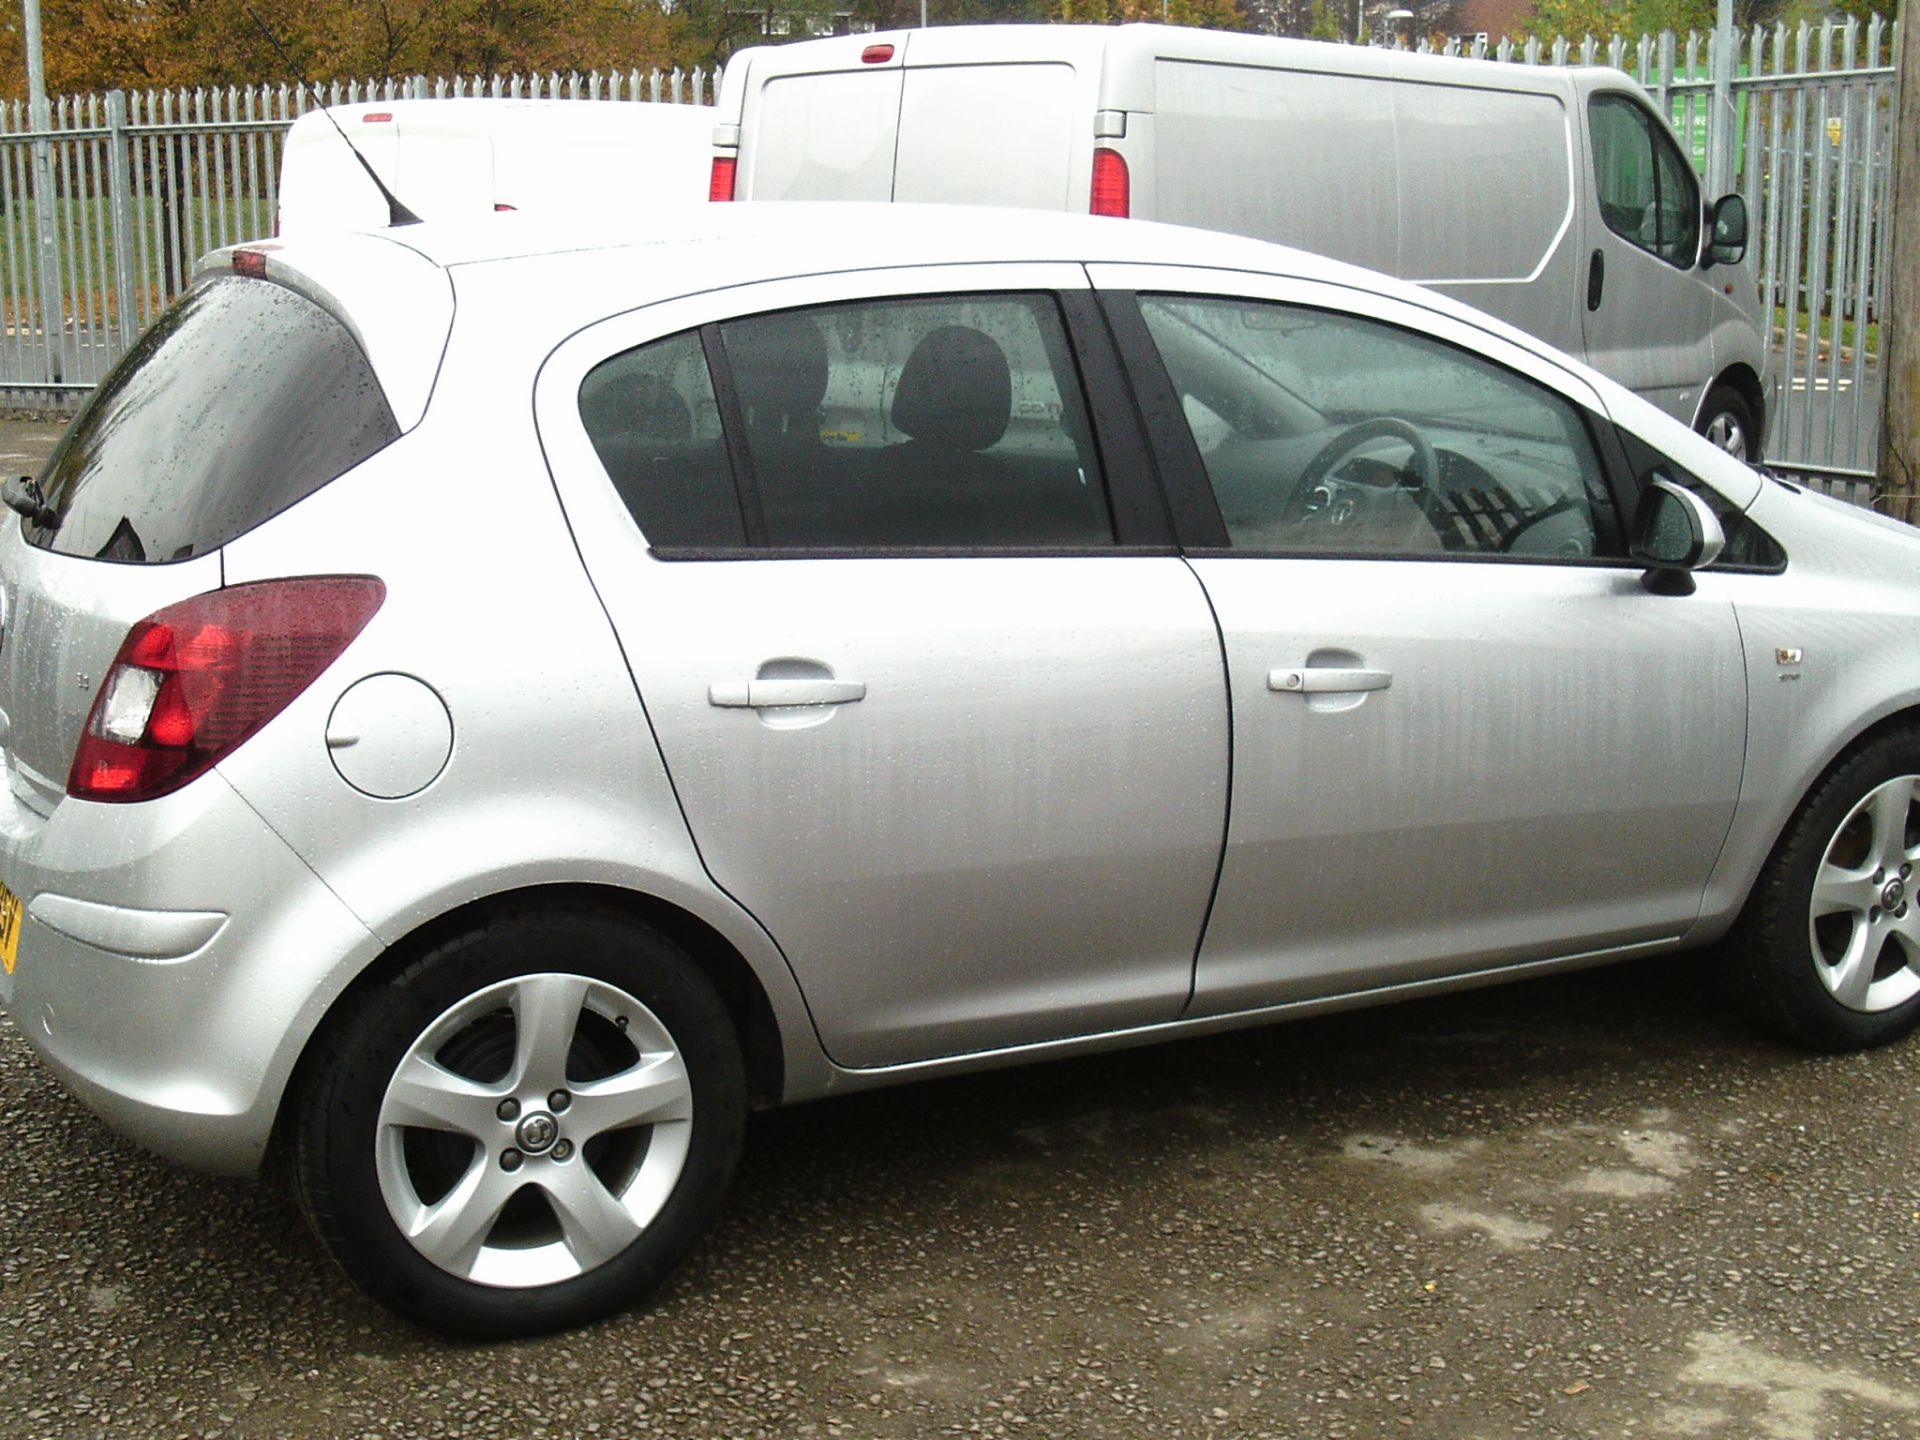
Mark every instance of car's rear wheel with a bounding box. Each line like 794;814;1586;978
1725;730;1920;1050
293;904;745;1338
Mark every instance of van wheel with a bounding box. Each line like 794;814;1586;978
293;904;746;1338
1723;729;1920;1051
1698;385;1759;463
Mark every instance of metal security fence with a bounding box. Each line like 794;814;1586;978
0;23;1900;492
0;68;712;399
1424;16;1899;494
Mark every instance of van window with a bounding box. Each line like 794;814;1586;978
1139;296;1619;560
1153;62;1571;284
1590;93;1700;268
895;65;1079;209
27;276;398;563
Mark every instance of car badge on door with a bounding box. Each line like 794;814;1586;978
75;672;90;691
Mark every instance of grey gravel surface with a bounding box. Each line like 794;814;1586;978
5;956;1920;1440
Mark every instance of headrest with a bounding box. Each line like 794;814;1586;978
890;326;1011;452
728;311;829;421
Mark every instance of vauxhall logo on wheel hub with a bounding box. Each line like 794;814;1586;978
1884;879;1906;911
514;1113;559;1154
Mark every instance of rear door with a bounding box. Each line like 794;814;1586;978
536;263;1229;1069
737;36;909;201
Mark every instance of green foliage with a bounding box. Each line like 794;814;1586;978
1307;0;1341;39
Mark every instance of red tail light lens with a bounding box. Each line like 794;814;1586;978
1091;148;1130;218
708;155;737;202
68;577;386;804
861;44;895;63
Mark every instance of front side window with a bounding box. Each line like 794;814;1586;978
1139;296;1621;561
1590;94;1701;268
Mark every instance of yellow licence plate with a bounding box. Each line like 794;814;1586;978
0;879;21;975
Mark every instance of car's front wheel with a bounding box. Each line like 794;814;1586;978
293;904;746;1338
1726;729;1920;1051
1698;384;1760;464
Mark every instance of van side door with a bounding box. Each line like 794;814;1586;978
1579;90;1715;425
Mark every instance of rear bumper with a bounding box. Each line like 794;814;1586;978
0;765;376;1175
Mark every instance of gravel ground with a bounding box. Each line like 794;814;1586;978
4;955;1920;1440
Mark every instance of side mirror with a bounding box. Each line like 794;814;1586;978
1632;477;1726;594
1702;193;1748;268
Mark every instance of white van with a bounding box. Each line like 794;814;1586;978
278;98;713;236
711;24;1770;458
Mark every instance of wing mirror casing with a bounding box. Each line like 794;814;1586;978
1703;193;1749;268
1633;478;1726;594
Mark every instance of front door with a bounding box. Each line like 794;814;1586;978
1579;89;1715;425
1093;269;1749;1013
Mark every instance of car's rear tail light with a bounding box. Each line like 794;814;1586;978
363;112;394;123
708;155;737;202
68;577;385;804
862;44;894;63
232;248;270;278
1091;148;1130;218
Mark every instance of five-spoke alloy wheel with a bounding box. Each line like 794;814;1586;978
1727;730;1920;1050
295;905;745;1338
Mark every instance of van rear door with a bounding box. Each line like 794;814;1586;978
737;34;909;200
895;30;1104;210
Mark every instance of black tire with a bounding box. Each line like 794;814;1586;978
1723;728;1920;1052
293;902;745;1339
1697;384;1761;464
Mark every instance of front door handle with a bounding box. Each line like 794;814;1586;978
1268;667;1392;695
709;677;867;708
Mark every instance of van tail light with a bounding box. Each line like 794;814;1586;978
1090;148;1130;218
67;577;385;804
709;155;737;202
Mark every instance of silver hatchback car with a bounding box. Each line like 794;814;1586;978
1;205;1916;1337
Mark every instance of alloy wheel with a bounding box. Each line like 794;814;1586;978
373;972;693;1287
1807;775;1920;1013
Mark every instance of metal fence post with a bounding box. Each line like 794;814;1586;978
104;89;137;356
1708;0;1737;198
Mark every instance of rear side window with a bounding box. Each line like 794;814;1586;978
28;276;399;563
578;293;1114;551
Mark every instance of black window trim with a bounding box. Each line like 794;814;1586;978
1589;90;1703;274
1605;421;1789;576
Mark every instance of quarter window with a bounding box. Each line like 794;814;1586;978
1590;94;1701;268
580;329;741;548
1139;296;1621;560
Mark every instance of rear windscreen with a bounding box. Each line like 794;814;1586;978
25;275;399;564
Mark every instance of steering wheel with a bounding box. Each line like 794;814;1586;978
1279;417;1440;529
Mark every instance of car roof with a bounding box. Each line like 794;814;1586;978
242;200;1465;311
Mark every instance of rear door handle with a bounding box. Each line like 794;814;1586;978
709;678;867;708
1268;667;1392;695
